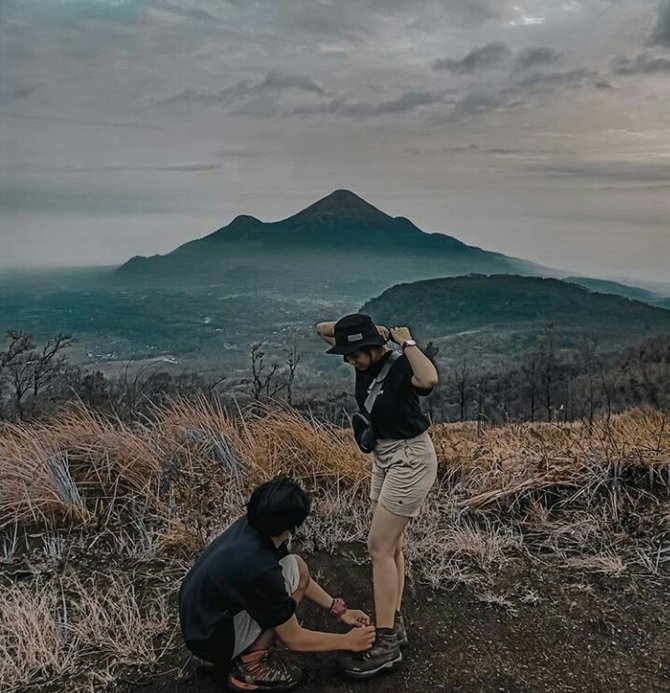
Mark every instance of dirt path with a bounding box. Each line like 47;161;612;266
125;549;670;693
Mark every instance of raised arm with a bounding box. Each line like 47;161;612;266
389;326;438;390
315;321;336;346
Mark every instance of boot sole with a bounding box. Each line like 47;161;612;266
228;675;301;692
341;651;403;680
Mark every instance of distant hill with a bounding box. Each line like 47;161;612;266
563;276;665;306
115;190;551;298
362;275;670;356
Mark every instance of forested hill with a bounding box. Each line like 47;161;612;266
362;274;670;355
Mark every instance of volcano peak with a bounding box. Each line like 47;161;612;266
290;189;392;221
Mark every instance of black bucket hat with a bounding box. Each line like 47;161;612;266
326;313;385;355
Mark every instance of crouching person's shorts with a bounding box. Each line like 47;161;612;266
188;554;300;666
230;554;300;658
370;430;438;517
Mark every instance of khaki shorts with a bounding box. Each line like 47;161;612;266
231;554;300;659
370;430;438;518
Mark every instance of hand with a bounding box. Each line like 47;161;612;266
376;325;390;342
389;326;412;345
340;609;371;627
343;625;376;652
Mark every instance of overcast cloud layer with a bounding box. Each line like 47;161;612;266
1;0;669;282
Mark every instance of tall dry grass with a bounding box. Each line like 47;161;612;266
0;571;176;692
0;398;368;532
1;402;669;691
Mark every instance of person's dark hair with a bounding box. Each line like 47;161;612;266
342;346;372;362
246;476;310;538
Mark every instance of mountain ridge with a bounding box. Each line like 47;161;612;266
115;190;552;294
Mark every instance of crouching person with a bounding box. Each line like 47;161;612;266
178;476;375;692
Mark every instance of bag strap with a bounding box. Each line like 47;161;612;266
363;350;401;413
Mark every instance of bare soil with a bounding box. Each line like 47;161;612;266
121;546;670;693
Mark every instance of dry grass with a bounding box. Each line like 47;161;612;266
0;571;176;692
1;402;669;691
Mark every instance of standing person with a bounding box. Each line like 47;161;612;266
179;476;375;692
315;313;439;680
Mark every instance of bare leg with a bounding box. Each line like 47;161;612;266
371;502;406;615
394;533;405;612
367;504;410;629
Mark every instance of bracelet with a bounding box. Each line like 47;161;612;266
328;597;347;621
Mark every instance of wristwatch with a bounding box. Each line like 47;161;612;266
401;339;417;350
329;597;347;621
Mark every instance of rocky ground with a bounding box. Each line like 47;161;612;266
124;547;670;693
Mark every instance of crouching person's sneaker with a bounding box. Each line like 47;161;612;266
395;612;408;648
339;631;402;680
228;649;303;692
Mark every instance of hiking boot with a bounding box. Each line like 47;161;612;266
339;631;402;680
190;655;216;670
395;612;408;648
228;648;303;692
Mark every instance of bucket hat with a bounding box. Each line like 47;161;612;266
325;313;385;355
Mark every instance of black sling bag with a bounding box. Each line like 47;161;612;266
352;351;401;454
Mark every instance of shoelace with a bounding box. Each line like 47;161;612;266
245;651;291;681
359;637;393;660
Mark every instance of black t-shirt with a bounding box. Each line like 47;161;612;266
178;516;295;660
355;350;433;440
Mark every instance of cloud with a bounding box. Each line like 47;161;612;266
0;183;174;215
434;89;521;123
442;144;481;153
281;90;450;118
517;67;597;88
215;148;261;158
161;70;326;106
515;47;562;69
611;53;670;75
433;42;512;73
0;84;40;105
155;162;222;171
650;0;670;47
434;0;533;26
6;112;163;130
161;83;249;106
256;70;325;95
345;90;449;116
273;1;371;41
485;146;571;156
13;0;147;25
30;162;223;173
157;1;225;24
528;160;670;182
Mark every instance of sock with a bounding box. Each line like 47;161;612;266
377;627;396;638
240;649;267;663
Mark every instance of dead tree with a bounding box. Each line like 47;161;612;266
423;341;440;420
0;331;74;419
32;333;76;400
284;344;301;406
538;326;555;422
453;357;468;422
0;331;36;420
520;351;539;423
250;344;284;403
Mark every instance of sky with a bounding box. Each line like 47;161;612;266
1;0;669;282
